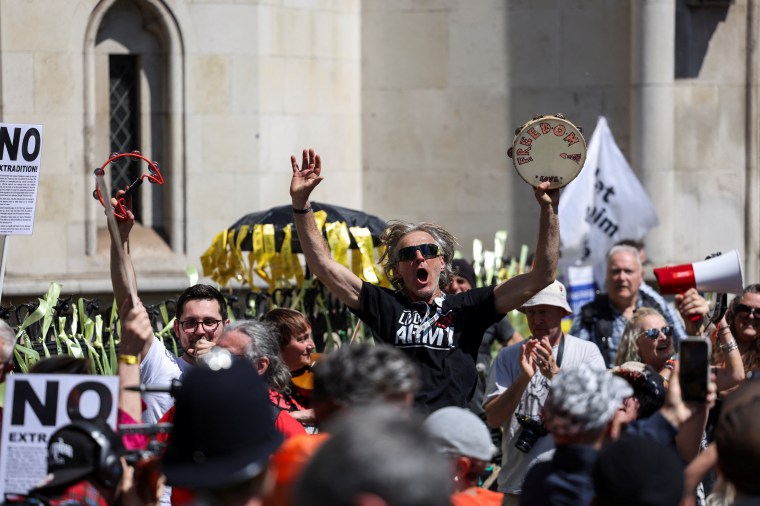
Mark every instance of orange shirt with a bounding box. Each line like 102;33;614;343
451;487;505;506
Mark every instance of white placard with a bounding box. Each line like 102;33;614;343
0;124;44;235
0;374;118;498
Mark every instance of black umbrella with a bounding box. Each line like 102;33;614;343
229;202;387;252
201;202;388;289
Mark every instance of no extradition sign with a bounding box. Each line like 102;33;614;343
0;123;44;235
0;374;118;498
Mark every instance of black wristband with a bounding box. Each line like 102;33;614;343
293;206;312;214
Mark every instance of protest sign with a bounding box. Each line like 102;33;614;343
0;374;118;498
0;124;43;236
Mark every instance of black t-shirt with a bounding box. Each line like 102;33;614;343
351;282;502;413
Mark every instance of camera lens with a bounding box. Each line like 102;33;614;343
514;415;547;454
514;427;540;453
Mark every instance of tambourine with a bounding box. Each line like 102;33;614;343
507;114;586;189
92;151;165;220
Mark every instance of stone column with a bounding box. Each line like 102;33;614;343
630;0;676;264
746;1;760;283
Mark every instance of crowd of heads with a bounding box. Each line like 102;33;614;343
5;220;760;506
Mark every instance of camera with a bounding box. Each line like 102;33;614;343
514;414;548;453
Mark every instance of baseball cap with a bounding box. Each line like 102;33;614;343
423;406;496;462
518;280;572;315
714;378;760;495
31;421;124;495
161;356;284;490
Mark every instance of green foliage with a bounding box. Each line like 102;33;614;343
8;280;374;373
11;283;123;375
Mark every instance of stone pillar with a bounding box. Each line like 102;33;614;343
746;1;760;283
630;0;676;264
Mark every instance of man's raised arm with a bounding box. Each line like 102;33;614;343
108;193;152;361
493;182;560;314
290;149;363;310
109;191;138;310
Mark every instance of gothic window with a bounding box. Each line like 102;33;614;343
85;0;184;254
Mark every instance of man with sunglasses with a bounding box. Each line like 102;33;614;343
290;149;560;413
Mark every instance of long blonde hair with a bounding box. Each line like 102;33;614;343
614;307;665;367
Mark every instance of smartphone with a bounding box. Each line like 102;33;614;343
679;338;711;403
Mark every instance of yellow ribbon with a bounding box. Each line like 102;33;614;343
326;221;351;268
252;225;272;288
350;227;379;284
200;210;388;291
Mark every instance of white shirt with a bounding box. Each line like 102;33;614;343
484;334;605;494
139;336;192;423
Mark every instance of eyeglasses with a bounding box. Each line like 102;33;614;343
179;319;223;332
735;304;760;318
396;243;441;262
637;326;673;340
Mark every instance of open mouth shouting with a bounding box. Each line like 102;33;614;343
416;266;430;286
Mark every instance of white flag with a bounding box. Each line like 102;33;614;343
559;116;659;266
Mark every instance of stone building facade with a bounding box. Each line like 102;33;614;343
0;0;756;299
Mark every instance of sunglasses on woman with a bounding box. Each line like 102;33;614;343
396;243;441;262
637;326;673;340
735;304;760;318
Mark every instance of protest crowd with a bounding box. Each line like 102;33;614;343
1;147;759;506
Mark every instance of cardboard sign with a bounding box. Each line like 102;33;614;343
0;374;118;498
0;124;44;235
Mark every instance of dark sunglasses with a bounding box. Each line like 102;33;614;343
736;304;760;317
396;243;441;262
638;326;673;340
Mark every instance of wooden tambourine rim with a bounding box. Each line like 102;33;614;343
510;115;586;189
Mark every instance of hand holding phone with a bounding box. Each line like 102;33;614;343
679;338;712;403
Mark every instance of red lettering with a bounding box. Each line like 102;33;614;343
517;156;533;165
553;124;566;136
540;122;551;134
563;132;580;146
516;147;531;156
528;128;541;139
519;137;533;147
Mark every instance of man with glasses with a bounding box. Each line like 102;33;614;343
571;244;708;368
290;149;560;412
134;284;230;422
109;196;230;424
